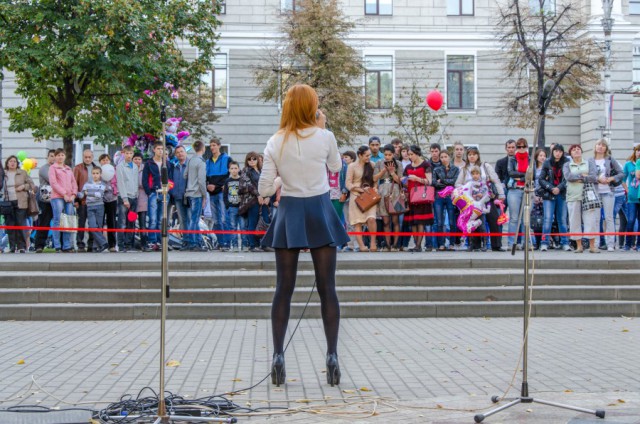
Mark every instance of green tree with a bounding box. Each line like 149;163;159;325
495;0;604;146
385;82;444;148
0;0;221;163
253;0;369;145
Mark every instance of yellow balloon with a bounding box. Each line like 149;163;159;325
22;158;33;170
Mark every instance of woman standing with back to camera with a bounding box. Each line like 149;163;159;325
259;84;349;387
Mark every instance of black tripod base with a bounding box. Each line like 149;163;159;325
474;396;605;423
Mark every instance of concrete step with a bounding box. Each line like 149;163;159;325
1;300;638;320
2;269;639;289
2;285;640;304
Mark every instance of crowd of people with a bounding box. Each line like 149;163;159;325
0;135;639;254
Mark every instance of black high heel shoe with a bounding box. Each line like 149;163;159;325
271;353;286;386
326;353;341;386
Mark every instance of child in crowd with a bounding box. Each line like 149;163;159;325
133;152;151;252
465;166;490;251
80;167;110;253
224;161;246;252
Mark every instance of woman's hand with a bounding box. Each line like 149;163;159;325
316;109;327;129
408;175;421;182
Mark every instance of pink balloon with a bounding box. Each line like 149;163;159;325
426;90;444;111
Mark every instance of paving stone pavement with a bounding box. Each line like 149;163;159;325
0;317;639;423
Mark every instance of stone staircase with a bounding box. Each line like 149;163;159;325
1;252;639;320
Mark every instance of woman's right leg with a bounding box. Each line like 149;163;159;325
50;199;63;250
382;216;391;249
272;248;301;354
625;202;638;249
366;217;377;250
354;223;366;250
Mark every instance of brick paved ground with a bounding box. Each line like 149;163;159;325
0;317;639;423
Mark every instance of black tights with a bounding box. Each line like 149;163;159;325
271;245;340;356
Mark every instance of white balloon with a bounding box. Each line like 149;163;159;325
101;164;116;182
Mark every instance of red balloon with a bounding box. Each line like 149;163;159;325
426;90;444;111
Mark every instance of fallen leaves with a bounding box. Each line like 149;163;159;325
16;359;25;365
166;360;181;367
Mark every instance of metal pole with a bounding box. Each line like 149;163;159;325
602;0;614;142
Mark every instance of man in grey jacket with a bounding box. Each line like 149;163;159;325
184;141;207;251
116;146;139;252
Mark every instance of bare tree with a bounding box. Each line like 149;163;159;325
495;0;605;146
253;0;369;145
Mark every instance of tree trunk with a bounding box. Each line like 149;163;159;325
63;136;74;167
537;115;546;149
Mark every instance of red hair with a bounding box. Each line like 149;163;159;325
278;84;318;146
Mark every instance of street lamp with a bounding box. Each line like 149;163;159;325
601;0;614;142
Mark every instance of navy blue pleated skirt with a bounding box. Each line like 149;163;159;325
261;192;350;249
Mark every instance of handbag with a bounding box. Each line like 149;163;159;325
609;159;622;187
409;184;435;205
0;183;12;216
27;190;39;217
385;183;409;215
255;206;270;232
60;212;78;233
581;182;603;211
355;186;381;213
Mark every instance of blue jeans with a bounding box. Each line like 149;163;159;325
434;196;455;247
613;195;627;247
507;188;525;246
246;204;270;248
625;202;640;248
147;192;164;244
51;198;75;250
173;198;189;231
117;197;138;250
210;192;228;248
187;196;203;248
226;206;248;249
87;204;107;249
542;197;568;247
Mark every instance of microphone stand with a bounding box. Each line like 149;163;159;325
474;87;605;423
153;102;236;424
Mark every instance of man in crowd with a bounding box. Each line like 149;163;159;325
143;142;174;250
35;149;56;253
369;136;383;163
185;141;208;251
391;138;403;161
429;143;442;170
116;146;139;252
495;139;516;197
170;145;189;235
206;138;233;251
73;149;97;252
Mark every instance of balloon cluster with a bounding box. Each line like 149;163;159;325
16;151;38;172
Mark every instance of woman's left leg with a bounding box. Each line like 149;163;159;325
310;245;340;354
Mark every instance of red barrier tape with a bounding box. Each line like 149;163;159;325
1;225;639;239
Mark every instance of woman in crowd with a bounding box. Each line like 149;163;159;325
403;145;433;252
531;148;547;249
538;144;571;251
98;154;118;252
48;149;77;252
374;144;403;251
259;84;349;387
455;146;505;251
341;151;357;251
564;144;599;253
623;144;640;251
346;145;378;252
134;152;150;252
2;155;35;253
240;151;270;252
593;139;623;251
433;150;459;251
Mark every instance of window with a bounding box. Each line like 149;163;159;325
447;0;473;15
447;55;475;110
365;56;393;110
529;0;555;14
632;0;640;14
202;53;229;110
365;0;392;15
219;0;226;14
281;0;297;12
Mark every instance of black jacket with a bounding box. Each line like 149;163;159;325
495;155;510;187
433;165;460;191
537;156;569;200
507;156;527;189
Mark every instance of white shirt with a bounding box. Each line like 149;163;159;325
259;127;342;198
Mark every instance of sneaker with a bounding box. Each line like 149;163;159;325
35;248;43;254
562;245;572;252
607;246;615;252
623;246;631;251
540;245;548;252
250;247;264;252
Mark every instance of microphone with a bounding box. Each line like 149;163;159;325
540;80;555;103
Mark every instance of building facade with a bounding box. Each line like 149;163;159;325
2;0;640;180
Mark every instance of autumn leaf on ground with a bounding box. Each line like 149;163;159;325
622;328;629;333
342;389;356;394
618;399;626;403
16;359;25;365
296;399;312;403
564;389;573;393
359;387;371;392
166;360;181;367
231;378;242;382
